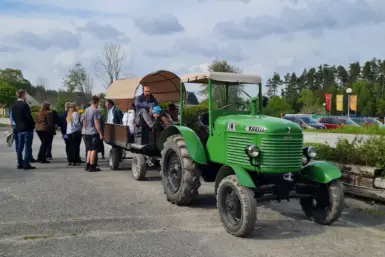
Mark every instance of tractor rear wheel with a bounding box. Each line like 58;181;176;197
160;134;201;205
217;175;256;237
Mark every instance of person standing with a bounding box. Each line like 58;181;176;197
11;89;36;170
8;111;18;152
82;96;104;172
66;103;82;166
8;111;37;162
105;99;123;124
98;113;105;159
58;102;71;162
46;108;59;160
35;102;55;163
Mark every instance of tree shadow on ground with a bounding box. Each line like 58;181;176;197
187;193;327;239
248;218;326;240
189;193;217;209
262;198;385;230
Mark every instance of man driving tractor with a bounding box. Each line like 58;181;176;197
135;85;172;128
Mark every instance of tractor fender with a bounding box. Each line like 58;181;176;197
214;165;256;194
300;160;342;184
158;125;207;165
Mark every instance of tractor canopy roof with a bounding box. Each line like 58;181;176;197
180;72;262;85
105;70;186;102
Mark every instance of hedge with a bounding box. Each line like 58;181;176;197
309;125;385;135
305;136;385;168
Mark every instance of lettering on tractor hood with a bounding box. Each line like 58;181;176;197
220;115;303;135
245;125;265;132
227;123;236;131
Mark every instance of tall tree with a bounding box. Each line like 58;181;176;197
0;81;17;107
35;76;48;102
0;68;33;93
93;42;127;89
198;59;244;108
63;62;93;105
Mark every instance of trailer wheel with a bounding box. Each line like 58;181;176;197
109;147;121;170
160;134;201;206
132;154;147;180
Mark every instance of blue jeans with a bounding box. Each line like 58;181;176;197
17;131;34;167
12;126;18;152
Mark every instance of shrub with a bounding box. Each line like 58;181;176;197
314;125;385;135
31;112;37;123
181;104;208;130
306;135;385;168
30;105;41;113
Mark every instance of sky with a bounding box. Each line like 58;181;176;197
0;0;385;99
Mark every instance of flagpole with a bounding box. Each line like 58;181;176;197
329;94;332;116
346;88;352;117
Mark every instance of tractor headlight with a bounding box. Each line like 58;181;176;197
303;146;317;159
245;145;259;158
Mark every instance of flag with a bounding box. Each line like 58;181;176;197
336;95;343;111
350;95;357;111
325;93;331;111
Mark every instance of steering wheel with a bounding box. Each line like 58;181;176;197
218;103;246;112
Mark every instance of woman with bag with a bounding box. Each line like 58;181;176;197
35;102;55;163
66;103;82;166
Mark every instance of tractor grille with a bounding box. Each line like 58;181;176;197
226;135;253;166
261;136;303;170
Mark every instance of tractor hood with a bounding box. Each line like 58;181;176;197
217;114;303;135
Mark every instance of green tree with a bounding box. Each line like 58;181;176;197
0;82;17;107
264;96;292;117
266;72;282;97
63;62;94;106
297;89;323;114
199;59;244;108
0;68;33;93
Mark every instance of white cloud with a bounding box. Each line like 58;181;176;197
0;0;384;100
54;51;76;67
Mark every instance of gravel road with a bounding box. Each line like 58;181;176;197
0;130;385;257
303;131;373;147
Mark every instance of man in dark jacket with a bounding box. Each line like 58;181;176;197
105;99;123;124
46;108;59;159
11;89;36;170
135;85;170;128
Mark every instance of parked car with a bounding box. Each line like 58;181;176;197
351;117;385;128
282;116;309;129
284;114;327;129
318;116;360;129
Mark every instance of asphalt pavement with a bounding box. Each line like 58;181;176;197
1;129;385;257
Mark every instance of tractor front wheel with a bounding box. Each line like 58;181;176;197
300;179;344;225
217;175;256;237
161;134;201;206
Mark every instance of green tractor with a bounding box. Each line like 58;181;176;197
157;72;344;237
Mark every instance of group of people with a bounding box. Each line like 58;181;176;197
9;85;176;172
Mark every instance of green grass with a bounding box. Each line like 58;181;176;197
23;235;52;240
305;126;385;135
354;207;385;217
0;123;8;127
